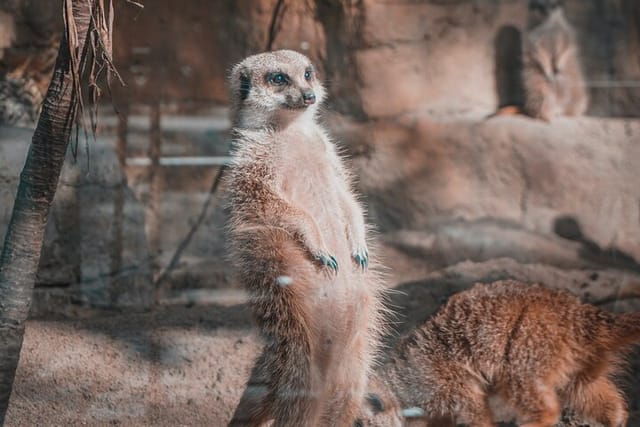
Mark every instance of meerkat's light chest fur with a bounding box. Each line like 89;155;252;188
232;120;370;305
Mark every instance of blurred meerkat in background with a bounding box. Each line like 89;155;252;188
359;280;640;427
522;0;588;121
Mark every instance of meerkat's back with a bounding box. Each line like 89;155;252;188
363;280;640;427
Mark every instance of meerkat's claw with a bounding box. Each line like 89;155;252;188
352;248;369;271
329;255;339;272
317;254;339;273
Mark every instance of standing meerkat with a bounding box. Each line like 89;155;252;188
360;280;640;427
225;50;387;427
522;0;588;121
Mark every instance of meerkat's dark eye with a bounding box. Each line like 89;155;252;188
268;73;288;86
304;69;312;81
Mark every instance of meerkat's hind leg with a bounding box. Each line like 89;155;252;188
511;382;561;427
566;376;628;427
269;333;321;426
271;372;321;427
425;363;495;427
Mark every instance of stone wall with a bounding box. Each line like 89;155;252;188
107;0;640;117
2;1;639;117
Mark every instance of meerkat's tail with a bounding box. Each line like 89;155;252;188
610;312;640;348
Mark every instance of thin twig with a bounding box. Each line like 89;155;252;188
154;165;228;299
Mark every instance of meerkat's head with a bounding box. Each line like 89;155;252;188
528;0;564;27
229;50;326;129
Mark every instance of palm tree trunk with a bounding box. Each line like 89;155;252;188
0;1;93;422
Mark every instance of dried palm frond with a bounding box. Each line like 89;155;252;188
63;0;142;158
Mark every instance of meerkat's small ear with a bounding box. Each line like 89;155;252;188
230;63;251;101
239;70;251;101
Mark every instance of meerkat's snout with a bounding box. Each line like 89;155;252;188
302;90;316;105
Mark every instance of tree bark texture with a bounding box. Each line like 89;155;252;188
0;1;93;422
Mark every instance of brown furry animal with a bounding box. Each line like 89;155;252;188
225;50;387;427
522;0;588;121
360;280;640;427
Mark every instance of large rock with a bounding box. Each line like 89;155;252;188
350;0;640;118
333;115;640;264
124;0;640;117
354;1;522;118
0;125;153;313
0;0;625;117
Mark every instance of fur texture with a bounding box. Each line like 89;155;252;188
225;50;387;427
522;0;588;121
362;280;640;427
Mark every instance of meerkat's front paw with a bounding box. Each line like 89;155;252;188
315;252;339;273
352;246;369;271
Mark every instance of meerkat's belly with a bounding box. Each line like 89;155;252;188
278;138;376;363
283;161;353;262
309;283;375;377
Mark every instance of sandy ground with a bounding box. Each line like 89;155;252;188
6;257;640;426
6;304;259;426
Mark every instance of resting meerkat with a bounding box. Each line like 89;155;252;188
360;280;640;427
226;50;387;426
522;0;588;121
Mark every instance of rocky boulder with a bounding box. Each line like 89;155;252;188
330;114;640;266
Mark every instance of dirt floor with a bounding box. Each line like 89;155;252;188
6;256;640;426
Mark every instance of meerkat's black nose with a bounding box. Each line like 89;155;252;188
302;90;316;105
